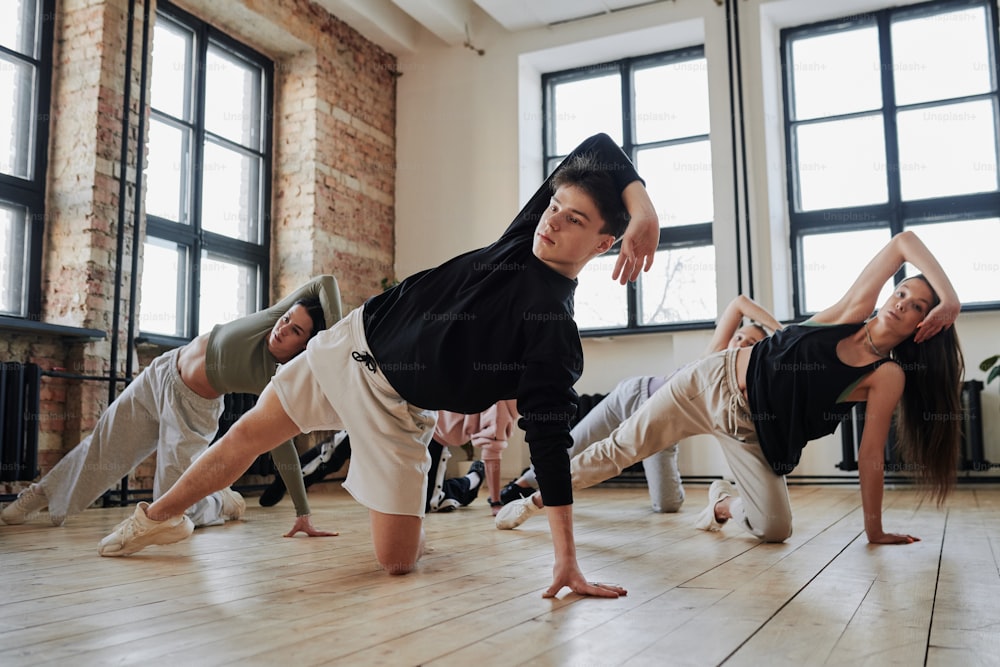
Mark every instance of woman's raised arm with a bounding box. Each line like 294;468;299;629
811;231;959;340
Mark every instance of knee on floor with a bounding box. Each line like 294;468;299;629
650;496;685;514
378;557;417;575
759;516;793;543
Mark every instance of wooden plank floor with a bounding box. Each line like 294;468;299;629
2;483;999;666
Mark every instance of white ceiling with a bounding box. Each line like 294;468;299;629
311;0;668;54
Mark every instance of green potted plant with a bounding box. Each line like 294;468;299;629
981;354;1000;388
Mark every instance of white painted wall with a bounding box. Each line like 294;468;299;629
393;0;1000;484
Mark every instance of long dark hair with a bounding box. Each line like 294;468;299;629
890;275;964;506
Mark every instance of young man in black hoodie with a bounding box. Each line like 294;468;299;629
99;134;658;599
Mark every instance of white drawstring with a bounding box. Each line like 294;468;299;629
724;349;744;437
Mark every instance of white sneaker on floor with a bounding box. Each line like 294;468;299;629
1;483;48;525
495;495;543;530
97;502;194;557
218;487;246;521
694;480;736;532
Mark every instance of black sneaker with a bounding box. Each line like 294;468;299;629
499;479;536;505
461;460;486;505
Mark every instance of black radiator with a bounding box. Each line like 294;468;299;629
0;362;41;483
837;380;987;472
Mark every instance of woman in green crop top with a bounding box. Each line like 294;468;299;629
497;231;965;550
2;275;341;538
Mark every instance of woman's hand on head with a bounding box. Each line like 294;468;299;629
914;298;960;344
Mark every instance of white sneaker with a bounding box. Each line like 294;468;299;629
694;480;736;532
98;502;194;556
218;487;246;521
495;495;543;530
1;483;48;525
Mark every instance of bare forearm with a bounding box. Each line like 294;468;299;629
735;294;783;333
546;504;577;562
621;181;658;229
858;442;886;539
894;231;959;304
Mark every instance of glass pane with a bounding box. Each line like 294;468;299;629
800;228;892;314
200;141;261;242
552;74;623;155
0;55;36;179
145;119;189;222
891;6;992;106
151;18;192;120
795;115;888;210
574;254;627;330
634;57;709;143
904;219;1000;304
0;0;38;57
205;45;261;149
789;26;881;121
896;100;999;200
199;254;257;335
139;240;186;336
637;141;714;227
0;203;28;316
640;246;717;324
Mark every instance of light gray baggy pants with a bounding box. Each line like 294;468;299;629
565;376;685;513
39;348;229;526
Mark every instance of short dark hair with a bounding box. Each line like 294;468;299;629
293;297;326;338
551;153;631;238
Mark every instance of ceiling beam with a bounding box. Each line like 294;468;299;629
391;0;471;46
312;0;422;54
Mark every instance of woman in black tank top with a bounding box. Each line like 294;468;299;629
498;231;964;549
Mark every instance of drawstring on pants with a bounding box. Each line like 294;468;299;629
724;349;744;437
352;351;377;372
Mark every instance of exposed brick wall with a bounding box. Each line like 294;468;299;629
176;0;398;310
3;0;397;502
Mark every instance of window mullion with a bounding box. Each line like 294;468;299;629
877;11;905;242
187;21;210;338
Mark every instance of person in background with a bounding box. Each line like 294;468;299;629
498;294;781;515
2;276;341;540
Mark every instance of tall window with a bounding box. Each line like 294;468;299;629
141;3;272;340
782;0;1000;316
0;0;53;318
543;47;716;335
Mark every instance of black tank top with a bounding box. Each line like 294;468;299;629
746;322;894;475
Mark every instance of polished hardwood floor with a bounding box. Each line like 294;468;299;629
2;483;999;666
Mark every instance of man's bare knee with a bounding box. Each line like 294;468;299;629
378;556;417;575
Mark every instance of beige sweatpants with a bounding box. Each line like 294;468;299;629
571;349;794;542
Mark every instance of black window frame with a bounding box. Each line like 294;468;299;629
781;0;1000;319
141;1;273;346
542;46;716;338
0;0;55;320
